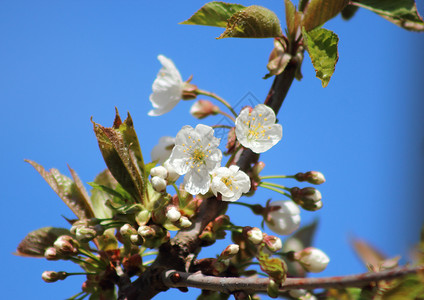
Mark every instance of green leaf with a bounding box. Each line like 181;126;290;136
15;227;71;257
218;5;282;39
89;170;117;219
351;0;424;31
258;253;287;283
92;109;146;204
284;0;301;42
302;0;349;31
180;2;245;28
303;27;339;87
26;160;95;220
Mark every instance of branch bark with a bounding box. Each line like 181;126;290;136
162;266;424;294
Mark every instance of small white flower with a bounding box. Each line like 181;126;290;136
150;166;168;179
211;165;250;202
151;136;175;165
169;124;222;195
235;104;282;153
151;176;167;192
148;55;184;116
296;247;330;273
265;200;301;235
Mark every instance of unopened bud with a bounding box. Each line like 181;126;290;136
53;235;78;256
190;100;219;119
182;81;198;100
264;235;283;253
246;227;263;245
295;171;325;185
44;247;60;260
137;225;155;238
164;159;180;182
252;161;266;180
130;234;144;245
178;216;192;228
166;206;181;222
219;244;240;260
288;289;307;298
120;224;137;238
150;166;168;179
267;279;279;298
265;200;301;235
75;227;97;242
295;247;330;273
290;187;322;211
41;271;67;283
151;176;167;192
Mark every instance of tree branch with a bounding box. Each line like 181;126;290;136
119;58;300;300
162;266;424;294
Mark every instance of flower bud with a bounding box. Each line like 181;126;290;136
267;279;279;299
265;200;301;235
178;216;192;228
164;159;180;182
137;225;155;238
246;227;263;245
130;234;144;245
190;100;219;119
150;166;168;179
264;235;283;253
251;161;265;180
166;206;181;222
219;244;240;260
44;247;60;261
53;235;78;256
290;187;323;211
135;210;151;226
295;171;325;185
295;247;330;273
120;224;137;238
41;271;67;283
288;289;307;298
182;81;198;100
151;176;167;192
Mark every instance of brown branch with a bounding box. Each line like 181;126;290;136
162;266;424;294
118;56;301;300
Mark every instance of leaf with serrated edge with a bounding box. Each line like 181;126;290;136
92;111;145;204
218;5;282;39
25;160;94;220
303;27;339;87
15;227;71;257
180;2;245;28
302;0;349;32
351;0;424;31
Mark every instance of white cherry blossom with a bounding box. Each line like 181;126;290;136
169;124;222;195
148;55;184;116
211;165;250;202
265;200;300;235
151;136;175;164
235;104;282;153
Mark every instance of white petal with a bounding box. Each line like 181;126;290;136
183;169;211;195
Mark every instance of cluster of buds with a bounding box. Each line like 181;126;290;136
293;247;330;273
290;187;323;211
199;215;229;246
190;99;220;119
294;171;325;185
70;219;105;243
41;271;68;283
120;223;169;248
165;205;192;228
150;162;180;192
45;235;79;260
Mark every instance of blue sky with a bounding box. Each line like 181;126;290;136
1;1;423;299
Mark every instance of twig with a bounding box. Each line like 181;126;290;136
162;266;424;294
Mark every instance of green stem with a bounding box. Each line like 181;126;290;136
260;175;294;180
78;248;104;266
70;257;99;269
144;259;155;266
67;272;98;276
228;201;256;209
217;109;235;122
142;251;159;257
196;89;238;117
260;181;291;192
259;183;291;198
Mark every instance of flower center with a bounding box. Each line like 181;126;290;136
221;176;235;191
192;148;206;164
